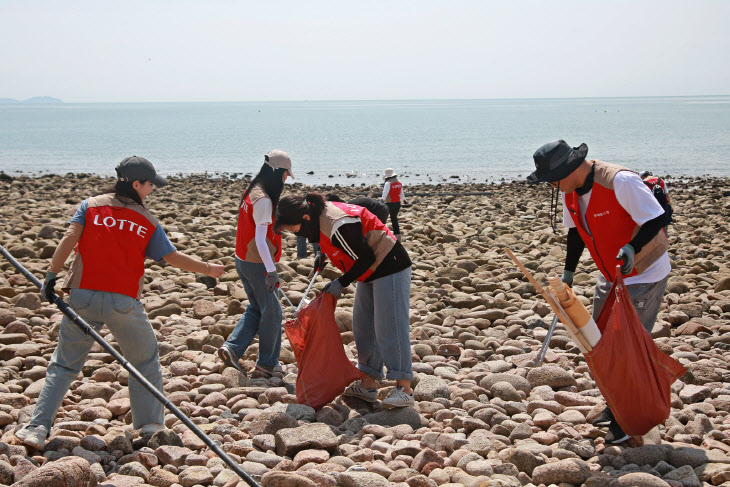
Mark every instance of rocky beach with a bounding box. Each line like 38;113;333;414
1;173;729;487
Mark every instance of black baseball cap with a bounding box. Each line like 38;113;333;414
115;156;168;187
527;140;588;184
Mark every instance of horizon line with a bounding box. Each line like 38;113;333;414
2;93;729;105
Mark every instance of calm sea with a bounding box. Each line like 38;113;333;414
1;97;728;186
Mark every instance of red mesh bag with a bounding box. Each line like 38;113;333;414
284;293;364;409
585;266;686;436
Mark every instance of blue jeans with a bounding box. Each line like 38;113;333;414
296;236;320;259
224;259;282;367
351;267;413;381
29;289;164;430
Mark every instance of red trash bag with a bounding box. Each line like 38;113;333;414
284;293;364;409
585;266;686;436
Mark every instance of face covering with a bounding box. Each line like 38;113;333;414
295;218;319;242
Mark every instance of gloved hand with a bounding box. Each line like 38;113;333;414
323;279;344;299
616;244;636;275
313;252;328;273
264;272;280;293
561;270;575;288
40;271;57;303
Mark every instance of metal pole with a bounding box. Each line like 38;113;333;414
0;245;262;487
295;270;320;315
535;315;559;367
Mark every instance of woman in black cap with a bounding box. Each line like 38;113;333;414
15;156;225;449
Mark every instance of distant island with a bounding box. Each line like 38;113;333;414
0;96;63;104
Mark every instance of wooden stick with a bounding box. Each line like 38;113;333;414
504;248;593;352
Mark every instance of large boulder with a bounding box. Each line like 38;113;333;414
14;456;97;487
531;459;590;486
275;423;339;457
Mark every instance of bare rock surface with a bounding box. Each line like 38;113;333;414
1;175;730;486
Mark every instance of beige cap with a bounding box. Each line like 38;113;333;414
265;149;294;178
383;168;397;179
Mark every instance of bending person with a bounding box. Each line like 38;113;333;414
276;193;414;408
15;156;225;449
527;140;671;444
218;150;293;377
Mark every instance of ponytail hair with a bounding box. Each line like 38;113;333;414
275;192;326;233
241;162;287;208
99;180;146;206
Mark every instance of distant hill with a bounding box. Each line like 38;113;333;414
0;96;63;104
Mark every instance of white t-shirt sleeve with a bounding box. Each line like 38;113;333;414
613;171;665;225
252;198;273;225
255;224;277;273
561;192;576;229
381;182;391;201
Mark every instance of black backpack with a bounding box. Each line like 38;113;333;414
642;177;673;226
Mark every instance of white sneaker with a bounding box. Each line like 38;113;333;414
343;381;378;403
218;345;243;373
382;386;415;409
139;423;166;436
15;424;48;449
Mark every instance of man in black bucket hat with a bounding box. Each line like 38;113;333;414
528;140;672;444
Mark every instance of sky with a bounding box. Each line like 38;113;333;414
1;0;729;103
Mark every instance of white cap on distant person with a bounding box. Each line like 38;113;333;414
265;150;294;178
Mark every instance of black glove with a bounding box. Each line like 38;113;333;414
323;280;344;299
264;272;280;293
40;272;57;303
616;244;636;275
561;270;574;288
313;252;328;273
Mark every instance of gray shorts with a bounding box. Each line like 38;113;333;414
592;274;669;333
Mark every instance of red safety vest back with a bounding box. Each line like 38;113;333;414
318;202;396;282
235;185;282;264
386;180;402;203
75;195;156;298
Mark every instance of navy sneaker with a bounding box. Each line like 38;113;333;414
605;420;630;444
593;406;614;427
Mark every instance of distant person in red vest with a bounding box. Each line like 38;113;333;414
380;168;408;241
218;150;293;377
15;156;225;450
275;193;415;408
527;140;671;444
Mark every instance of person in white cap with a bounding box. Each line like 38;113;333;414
15;156;225;449
218;150;293;377
380;168;408;241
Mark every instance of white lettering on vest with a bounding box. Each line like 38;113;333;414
93;214;148;238
593;210;610;218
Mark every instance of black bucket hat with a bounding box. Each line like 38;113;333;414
526;140;588;184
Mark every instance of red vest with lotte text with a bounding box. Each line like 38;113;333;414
565;183;638;282
387;181;402;203
318;202;395;282
77;201;155;298
235;187;282;264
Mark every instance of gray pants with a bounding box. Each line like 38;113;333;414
29;289;164;430
592;274;669;333
352;267;413;381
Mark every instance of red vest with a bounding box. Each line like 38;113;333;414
318;202;395;282
77;201;155;298
235;186;282;263
565;184;639;282
387;180;402;203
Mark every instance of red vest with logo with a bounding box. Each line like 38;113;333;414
318;202;396;282
386;180;402;203
235;185;282;264
74;195;156;298
565;166;639;282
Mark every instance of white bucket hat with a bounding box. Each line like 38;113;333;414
382;168;397;179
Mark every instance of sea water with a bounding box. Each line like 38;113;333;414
1;96;728;186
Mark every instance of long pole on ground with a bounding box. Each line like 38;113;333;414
0;244;262;487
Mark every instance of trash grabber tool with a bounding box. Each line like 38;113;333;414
0;244;262;487
277;285;296;311
504;248;592;352
535;314;559;367
296;269;320;315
